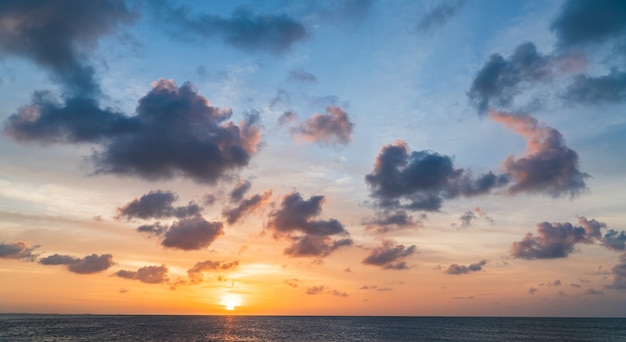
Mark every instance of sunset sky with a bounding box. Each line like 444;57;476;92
1;0;626;316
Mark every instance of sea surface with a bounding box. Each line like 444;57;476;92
1;315;625;341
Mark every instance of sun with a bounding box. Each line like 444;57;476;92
220;294;243;311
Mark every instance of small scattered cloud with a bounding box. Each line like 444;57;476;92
161;217;224;251
0;241;40;261
187;260;239;285
222;190;272;225
445;260;487;275
362;240;416;270
288;69;317;83
416;0;466;34
115;264;169;284
116;190;201;220
229;180;252;203
451;207;493;228
528;287;538;294
306;285;326;295
291;106;355;146
364;210;424;234
39;253;114;274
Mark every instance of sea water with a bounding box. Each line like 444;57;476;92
1;315;625;341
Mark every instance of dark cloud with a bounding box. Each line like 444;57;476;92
586;288;604;295
0;0;137;95
39;253;113;274
562;69;626;105
267;192;352;258
362;240;416;270
528;287;538;294
5;79;262;184
603;229;626;252
283;235;353;258
416;0;466;33
511;216;623;259
490;111;588;197
268;192;347;237
365;141;507;212
151;4;308;54
161;217;224;251
364;210;423;234
445;260;487;275
0;241;40;261
229;180;252;203
609;255;626;290
93;80;262;183
222;190;272;225
137;223;166;236
468;42;552;114
188;260;239;285
115;264;169;284
551;0;626;49
3;92;138;143
292;106;354;145
288;69;317;83
117;190;201;220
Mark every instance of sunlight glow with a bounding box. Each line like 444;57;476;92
221;294;243;311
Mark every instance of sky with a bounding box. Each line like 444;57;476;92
1;0;626;317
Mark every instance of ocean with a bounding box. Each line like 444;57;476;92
1;315;625;341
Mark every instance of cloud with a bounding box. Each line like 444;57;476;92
511;216;624;259
609;255;626;290
562;69;626;105
362;240;416;270
291;106;354;145
267;192;352;258
92;80;262;183
364;210;423;234
187;260;239;285
0;0;137;95
283;235;353;258
306;285;326;295
277;111;298;126
3;92;139;143
468;42;553;114
115;264;169;284
117;190;201;220
490;111;588;197
416;0;466;33
445;260;487;275
365;141;507;212
151;4;308;54
284;279;300;288
328;289;349;298
5;79;262;184
288;69;317;83
229;180;252;203
222;190;273;225
268;192;347;237
0;241;40;261
161;217;224;251
586;288;604;296
39;253;113;274
528;287;538;294
551;0;626;49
